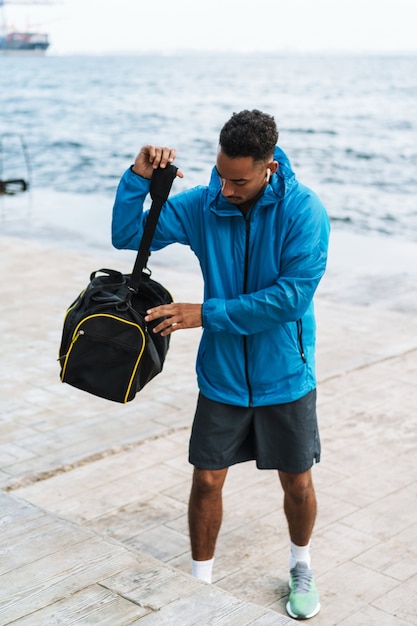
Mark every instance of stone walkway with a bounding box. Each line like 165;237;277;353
1;230;416;625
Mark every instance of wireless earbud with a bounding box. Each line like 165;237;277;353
266;168;271;182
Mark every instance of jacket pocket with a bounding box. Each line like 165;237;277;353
296;319;307;363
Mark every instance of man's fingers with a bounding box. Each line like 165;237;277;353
134;146;183;178
145;303;202;335
150;146;177;169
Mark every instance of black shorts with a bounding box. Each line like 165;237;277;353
189;390;320;473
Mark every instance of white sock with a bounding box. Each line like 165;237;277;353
290;540;311;569
191;557;214;583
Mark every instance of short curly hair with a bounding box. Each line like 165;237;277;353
219;109;278;162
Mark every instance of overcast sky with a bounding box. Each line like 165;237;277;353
3;0;417;55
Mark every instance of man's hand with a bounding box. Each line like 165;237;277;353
145;303;202;336
132;145;184;180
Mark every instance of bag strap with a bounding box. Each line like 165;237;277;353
128;163;178;292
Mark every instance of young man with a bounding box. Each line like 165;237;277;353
112;110;330;620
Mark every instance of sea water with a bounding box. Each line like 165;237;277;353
1;52;416;249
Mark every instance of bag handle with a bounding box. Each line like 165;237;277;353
128;163;178;292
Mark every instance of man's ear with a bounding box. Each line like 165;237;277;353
268;160;278;174
265;161;278;182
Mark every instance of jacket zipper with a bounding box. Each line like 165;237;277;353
296;319;307;363
241;210;305;406
243;216;253;406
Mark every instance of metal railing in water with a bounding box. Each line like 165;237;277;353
0;133;31;194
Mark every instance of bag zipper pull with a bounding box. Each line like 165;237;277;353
58;329;84;361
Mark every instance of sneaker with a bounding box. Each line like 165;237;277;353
286;561;320;620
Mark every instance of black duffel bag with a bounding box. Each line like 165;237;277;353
58;164;177;403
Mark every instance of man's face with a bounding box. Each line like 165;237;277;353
216;149;273;212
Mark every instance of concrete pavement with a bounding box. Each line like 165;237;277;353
0;229;416;625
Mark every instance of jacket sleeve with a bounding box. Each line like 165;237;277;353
202;194;330;334
112;167;151;251
111;166;191;251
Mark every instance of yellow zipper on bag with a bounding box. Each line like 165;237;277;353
63;289;87;322
57;289;87;362
60;313;146;403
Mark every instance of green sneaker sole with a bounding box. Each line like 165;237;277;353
286;599;321;620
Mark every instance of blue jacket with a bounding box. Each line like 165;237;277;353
112;147;330;407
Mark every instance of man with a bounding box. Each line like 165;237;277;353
112;110;330;620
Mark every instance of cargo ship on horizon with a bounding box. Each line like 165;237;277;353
0;0;51;54
0;30;49;52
